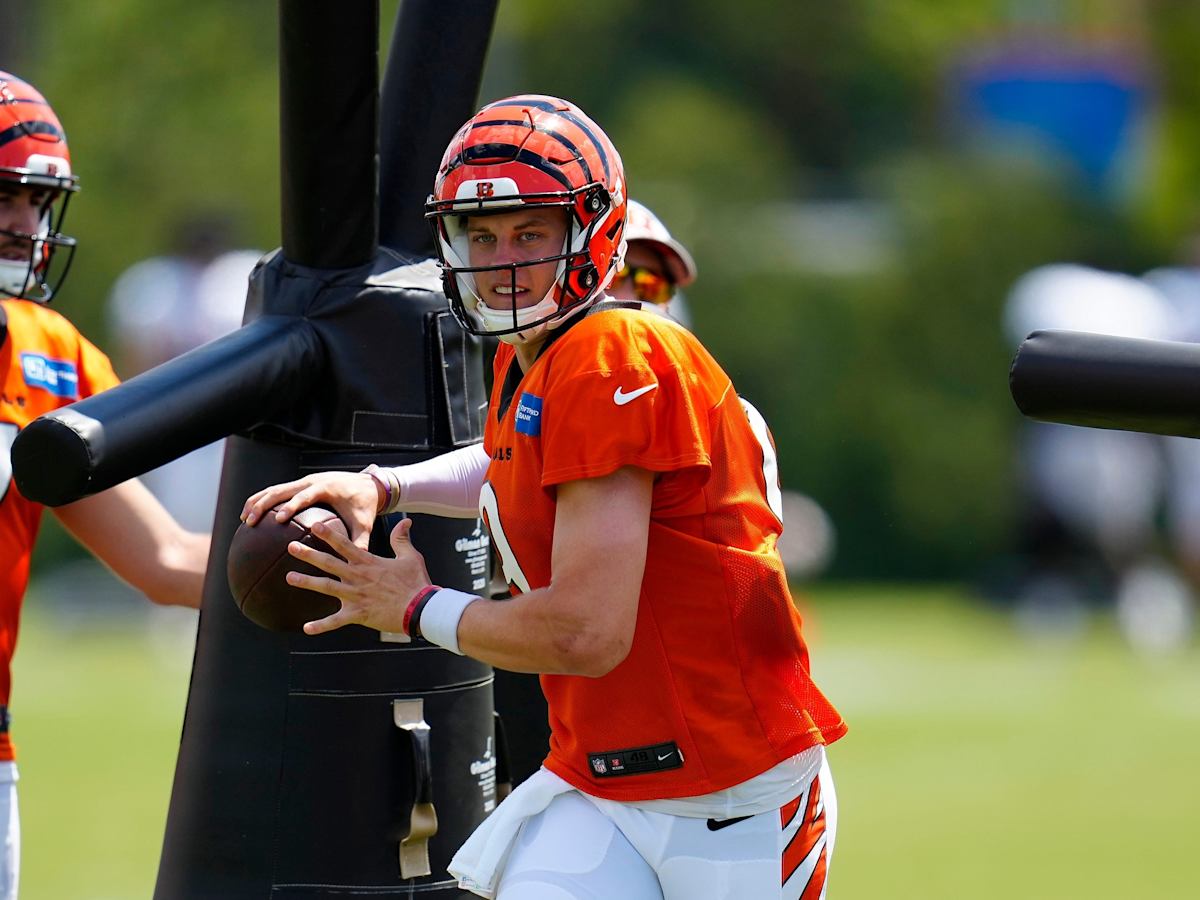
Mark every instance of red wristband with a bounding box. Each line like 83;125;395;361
403;585;441;638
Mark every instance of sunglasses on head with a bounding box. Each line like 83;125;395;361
615;264;675;304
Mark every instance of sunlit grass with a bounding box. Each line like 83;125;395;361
14;602;193;900
808;584;1200;900
8;582;1200;899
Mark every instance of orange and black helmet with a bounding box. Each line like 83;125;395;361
426;94;627;341
0;71;78;301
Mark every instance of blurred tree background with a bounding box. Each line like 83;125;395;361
10;0;1200;580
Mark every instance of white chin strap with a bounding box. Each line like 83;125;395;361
475;294;562;344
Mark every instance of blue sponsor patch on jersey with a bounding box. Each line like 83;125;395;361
514;392;543;436
20;353;79;399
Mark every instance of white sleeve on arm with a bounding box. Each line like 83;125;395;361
368;442;490;518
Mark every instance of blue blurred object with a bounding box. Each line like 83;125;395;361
953;43;1151;194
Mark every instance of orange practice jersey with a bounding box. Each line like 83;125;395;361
482;307;846;802
0;298;119;761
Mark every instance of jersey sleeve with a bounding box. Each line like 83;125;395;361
539;324;714;487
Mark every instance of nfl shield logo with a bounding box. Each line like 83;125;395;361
591;758;607;775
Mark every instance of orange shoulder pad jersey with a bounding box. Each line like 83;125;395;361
0;298;120;761
482;307;846;802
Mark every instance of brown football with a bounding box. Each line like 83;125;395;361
226;505;347;632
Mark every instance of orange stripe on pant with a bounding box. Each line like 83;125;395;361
781;775;828;896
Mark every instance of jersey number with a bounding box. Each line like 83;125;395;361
0;423;18;504
740;398;784;524
479;480;532;593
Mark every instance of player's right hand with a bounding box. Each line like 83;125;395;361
240;471;379;550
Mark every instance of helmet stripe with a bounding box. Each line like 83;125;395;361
469;117;596;186
512;147;573;189
454;142;574;190
0;120;65;149
557;112;611;182
481;99;612;183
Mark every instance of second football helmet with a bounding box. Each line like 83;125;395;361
426;94;627;343
624;200;696;289
0;71;79;302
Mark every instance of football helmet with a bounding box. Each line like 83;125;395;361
623;200;696;289
426;94;627;343
0;71;79;302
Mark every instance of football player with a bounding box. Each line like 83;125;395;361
0;71;209;899
242;94;845;899
609;198;696;326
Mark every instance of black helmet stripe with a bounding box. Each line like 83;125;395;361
0;120;64;148
470;117;596;185
547;111;610;183
515;147;574;189
480;99;612;183
455;142;574;190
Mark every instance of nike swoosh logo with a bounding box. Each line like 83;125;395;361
613;383;658;406
706;815;752;832
657;752;673;761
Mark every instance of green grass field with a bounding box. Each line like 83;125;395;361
10;584;1200;899
13;603;193;900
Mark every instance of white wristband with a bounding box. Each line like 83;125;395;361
418;588;478;655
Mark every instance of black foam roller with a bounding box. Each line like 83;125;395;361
12;317;323;505
1010;328;1200;437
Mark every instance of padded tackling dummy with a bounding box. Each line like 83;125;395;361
149;250;495;899
13;248;496;898
14;249;496;898
165;2;502;893
11;2;502;896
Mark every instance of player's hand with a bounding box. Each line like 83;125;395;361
286;518;432;636
240;471;379;550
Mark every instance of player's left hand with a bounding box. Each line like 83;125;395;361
286;518;432;636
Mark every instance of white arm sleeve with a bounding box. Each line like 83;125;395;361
369;442;490;518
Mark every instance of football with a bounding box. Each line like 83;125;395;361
226;505;348;632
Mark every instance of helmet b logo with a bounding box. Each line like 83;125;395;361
475;182;494;199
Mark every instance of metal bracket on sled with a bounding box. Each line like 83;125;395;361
393;698;438;878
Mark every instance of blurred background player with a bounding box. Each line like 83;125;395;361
0;70;208;899
1143;239;1200;579
107;211;260;533
1002;261;1194;652
609;198;697;326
